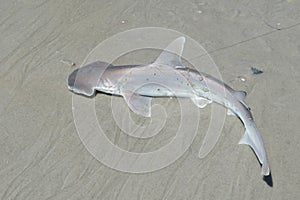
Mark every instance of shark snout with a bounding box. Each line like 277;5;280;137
66;67;97;96
67;68;79;90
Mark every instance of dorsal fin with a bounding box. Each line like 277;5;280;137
153;37;186;68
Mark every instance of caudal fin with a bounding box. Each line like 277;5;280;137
239;131;270;176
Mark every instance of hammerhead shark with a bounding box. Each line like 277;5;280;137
67;37;270;176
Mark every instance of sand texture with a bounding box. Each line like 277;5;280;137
0;0;300;199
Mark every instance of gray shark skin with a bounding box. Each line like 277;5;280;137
67;37;270;176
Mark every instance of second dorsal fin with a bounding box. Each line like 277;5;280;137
234;90;247;100
234;90;250;109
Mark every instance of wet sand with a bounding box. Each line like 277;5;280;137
1;0;300;199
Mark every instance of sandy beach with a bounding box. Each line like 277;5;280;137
1;0;300;199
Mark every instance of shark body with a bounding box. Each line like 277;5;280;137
67;37;270;176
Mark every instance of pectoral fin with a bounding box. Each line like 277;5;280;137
122;93;152;117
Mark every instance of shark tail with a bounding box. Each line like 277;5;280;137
239;130;270;176
262;160;270;176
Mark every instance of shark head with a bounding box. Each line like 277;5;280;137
67;61;113;96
